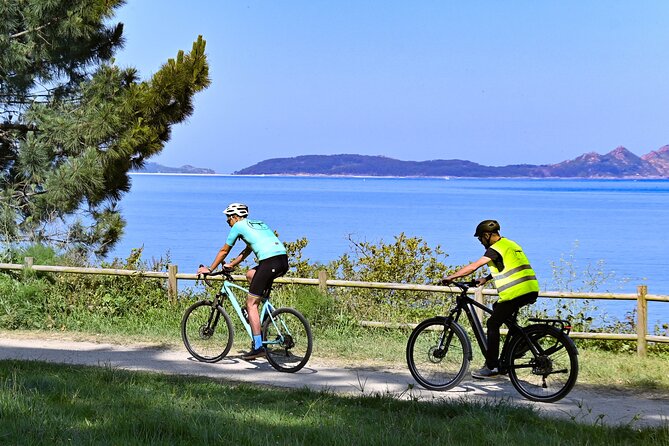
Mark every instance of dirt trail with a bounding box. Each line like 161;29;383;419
0;335;667;428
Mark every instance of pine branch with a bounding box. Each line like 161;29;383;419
0;123;39;132
9;19;60;40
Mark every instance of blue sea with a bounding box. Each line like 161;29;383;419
112;174;669;329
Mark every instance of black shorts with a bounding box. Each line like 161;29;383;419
248;254;289;298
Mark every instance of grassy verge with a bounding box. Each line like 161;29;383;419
1;360;667;446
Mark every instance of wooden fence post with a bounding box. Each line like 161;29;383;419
474;286;484;323
636;285;648;357
23;257;34;270
168;264;178;303
318;270;328;294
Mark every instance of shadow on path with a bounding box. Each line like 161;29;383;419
0;337;666;428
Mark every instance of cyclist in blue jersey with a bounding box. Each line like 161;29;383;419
197;203;288;360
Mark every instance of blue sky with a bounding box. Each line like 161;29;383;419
114;1;669;174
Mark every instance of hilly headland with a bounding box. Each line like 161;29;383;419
132;162;216;174
234;145;669;178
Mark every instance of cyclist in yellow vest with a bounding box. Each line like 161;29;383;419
442;220;539;378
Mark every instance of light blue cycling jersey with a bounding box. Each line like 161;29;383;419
225;218;287;261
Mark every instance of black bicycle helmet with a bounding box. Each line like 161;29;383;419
474;219;501;237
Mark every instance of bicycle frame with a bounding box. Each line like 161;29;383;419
219;280;272;337
209;275;289;349
184;268;313;372
445;285;551;370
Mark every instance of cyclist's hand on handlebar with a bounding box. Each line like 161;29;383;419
196;264;211;275
439;277;480;288
222;263;235;272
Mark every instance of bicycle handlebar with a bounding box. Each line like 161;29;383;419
198;264;235;286
440;279;479;291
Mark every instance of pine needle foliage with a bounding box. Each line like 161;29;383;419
0;0;210;258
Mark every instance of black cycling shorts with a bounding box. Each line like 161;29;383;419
248;254;289;298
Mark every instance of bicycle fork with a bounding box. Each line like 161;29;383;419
201;295;223;337
436;308;474;361
433;318;457;359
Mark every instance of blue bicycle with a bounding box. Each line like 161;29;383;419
181;267;313;373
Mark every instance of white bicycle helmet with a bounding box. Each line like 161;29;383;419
223;202;249;217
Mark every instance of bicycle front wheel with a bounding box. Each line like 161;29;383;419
507;324;579;403
406;317;471;391
262;307;313;373
181;300;234;363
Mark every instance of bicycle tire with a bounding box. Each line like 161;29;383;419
262;307;313;373
406;317;472;391
507;324;579;403
181;300;234;363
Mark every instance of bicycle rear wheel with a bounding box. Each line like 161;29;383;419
406;317;471;391
262;307;313;373
181;300;234;363
507;324;578;402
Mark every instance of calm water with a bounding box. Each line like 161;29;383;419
112;174;669;327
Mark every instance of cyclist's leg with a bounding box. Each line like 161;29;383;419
247;255;288;350
485;304;510;369
245;267;261;337
245;293;263;350
259;254;289;299
246;265;267;351
246;267;256;283
486;293;536;368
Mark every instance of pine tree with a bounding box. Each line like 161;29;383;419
0;0;210;258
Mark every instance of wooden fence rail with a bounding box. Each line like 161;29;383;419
1;260;668;356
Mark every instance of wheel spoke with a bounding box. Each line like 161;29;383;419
507;325;578;402
181;300;234;363
262;308;312;373
406;319;470;391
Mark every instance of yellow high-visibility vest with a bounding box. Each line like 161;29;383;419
488;238;540;302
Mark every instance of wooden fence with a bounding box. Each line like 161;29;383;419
1;259;668;356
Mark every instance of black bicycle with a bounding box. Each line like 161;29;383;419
406;280;578;402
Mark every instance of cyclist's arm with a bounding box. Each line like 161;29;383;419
226;245;253;268
443;256;491;282
198;244;233;274
480;273;494;285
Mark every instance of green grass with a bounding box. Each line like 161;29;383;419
0;360;667;446
577;348;669;392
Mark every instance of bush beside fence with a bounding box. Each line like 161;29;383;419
1;259;667;356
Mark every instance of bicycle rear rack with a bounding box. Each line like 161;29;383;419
528;317;572;334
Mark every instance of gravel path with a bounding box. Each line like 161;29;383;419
0;335;667;428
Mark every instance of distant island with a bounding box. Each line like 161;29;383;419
132;162;216;174
234;145;669;178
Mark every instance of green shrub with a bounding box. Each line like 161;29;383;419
0;275;51;329
274;285;336;327
0;246;177;333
